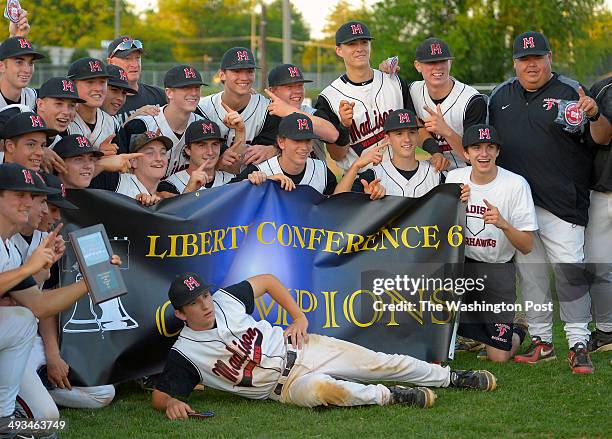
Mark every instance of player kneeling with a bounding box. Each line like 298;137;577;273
446;125;538;362
151;272;497;418
335;109;468;201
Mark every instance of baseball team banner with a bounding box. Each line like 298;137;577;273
59;182;466;386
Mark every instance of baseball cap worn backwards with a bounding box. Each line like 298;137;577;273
68;58;111;81
220;47;259;70
462;124;502;148
335;21;374;45
513;31;551;59
278;113;320;141
384;109;423;132
0;163;57;194
0;37;44;61
164;65;207;88
268;64;313;87
415;38;453;62
168;272;213;309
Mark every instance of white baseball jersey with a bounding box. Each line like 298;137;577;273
114;173;151;199
319;70;403;170
162;169;234;194
134;107;202;177
446;166;538;263
410;79;481;170
0;88;37;110
10;231;47;265
372;160;441;198
255;156;329;195
197;92;270;147
1;238;22;273
172;287;285;399
68;109;117;150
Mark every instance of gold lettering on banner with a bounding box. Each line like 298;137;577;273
321;291;339;328
343;290;382;328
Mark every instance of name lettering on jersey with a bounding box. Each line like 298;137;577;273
211;327;263;386
22;169;34;184
348;108;393;153
76;136;89;148
236;50;249;61
29;115;44;128
466;205;487;215
184;67;197;79
88;60;103;72
478;128;491;140
432;133;451;152
542;98;559;111
62;80;75;92
351;24;363;35
288;66;299;77
465;236;497;248
18;38;31;49
297;119;309;130
430;43;442;55
522;37;535;49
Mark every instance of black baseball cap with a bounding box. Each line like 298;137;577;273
335;21;374;45
67;58;111;81
54;134;104;159
168;272;213;309
384;109;423;132
268;64;313;87
278;113;319;140
32;170;60;196
0;37;44;61
107;36;143;59
415;38;453;63
107;65;137;94
129;132;174;153
38;77;86;103
185;120;223;144
164;65;207;88
0;104;30;137
40;172;78;209
513;31;551;59
0;163;56;194
220;47;259;70
462;124;502;148
3;112;58;139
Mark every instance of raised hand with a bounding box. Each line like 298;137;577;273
221;101;246;132
361;178;386;200
41;147;67;174
97;153;144;173
576;86;599;119
423;104;452;139
265;88;295;117
339;100;355;128
185;162;213;192
483;199;508;229
355;143;387;169
99;134;119;156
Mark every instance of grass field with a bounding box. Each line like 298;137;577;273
58;323;612;439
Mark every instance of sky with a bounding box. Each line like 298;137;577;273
127;0;366;39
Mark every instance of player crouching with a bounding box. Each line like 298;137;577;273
151;272;497;418
446;125;538;362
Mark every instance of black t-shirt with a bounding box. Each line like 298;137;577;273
114;83;167;127
232;162;337;195
351;164;444;192
154;281;255;399
590;76;612;192
489;73;596;226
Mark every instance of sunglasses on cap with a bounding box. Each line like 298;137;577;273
110;39;143;57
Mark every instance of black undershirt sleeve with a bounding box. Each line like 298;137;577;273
157;180;180;194
154;349;201;399
229;164;259;183
313;95;351;146
224;281;255;314
350;169;376;192
8;276;37;293
252;112;279;146
463;95;488;131
89;172;120;191
323;167;337;195
398;77;416;113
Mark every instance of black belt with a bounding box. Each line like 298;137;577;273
273;350;297;396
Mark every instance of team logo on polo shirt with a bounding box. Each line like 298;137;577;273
542;98;559;111
563;102;584;126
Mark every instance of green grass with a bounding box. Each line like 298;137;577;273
60;325;611;439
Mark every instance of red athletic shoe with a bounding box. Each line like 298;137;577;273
568;342;594;374
514;336;557;364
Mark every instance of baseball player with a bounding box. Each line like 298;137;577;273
158;120;236;196
489;31;611;373
315;21;446;173
102;65;137;120
264;63;342;161
1;111;58;171
231;113;337;195
196;47;278;171
118;65;205;176
335;109;453;200
67;57;119;155
0;36;43;110
151;271;497;418
381;38;487;170
106;36;167;126
446;124;538;362
585;76;612;354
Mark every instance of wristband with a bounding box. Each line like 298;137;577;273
588;111;600;122
422;138;441;155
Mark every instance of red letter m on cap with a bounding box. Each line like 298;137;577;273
18;38;31;49
62;80;74;92
88;61;102;72
297;119;309;130
30;115;44;128
183;276;200;291
522;37;535;49
478;128;491;140
22;169;34;184
288;66;299;77
430;43;442;55
351;24;363;35
184;67;196;79
76;136;89;148
236;50;249;61
201;123;214;133
398;112;411;123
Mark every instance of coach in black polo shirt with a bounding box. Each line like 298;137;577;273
489;31;612;374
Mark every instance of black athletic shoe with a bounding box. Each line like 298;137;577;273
388;385;436;408
449;369;497;391
587;329;612;353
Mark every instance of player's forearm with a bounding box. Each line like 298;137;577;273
256;274;305;322
589;115;612;146
334;165;360;194
151;390;173;412
445;130;468;164
39;315;61;359
310;116;339;143
33;269;50;285
12;281;88;319
502;227;533;255
327;143;348;161
0;263;39;296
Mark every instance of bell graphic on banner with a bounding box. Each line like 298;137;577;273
62;237;138;333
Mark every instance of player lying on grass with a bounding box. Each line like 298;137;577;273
334;109;469;201
151;272;497;419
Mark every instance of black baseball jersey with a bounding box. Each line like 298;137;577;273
590;76;612;192
114;83;167;126
488;73;596;226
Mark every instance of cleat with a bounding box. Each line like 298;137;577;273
476;348;488;361
455;336;485;352
568;342;594;374
388;385;436;408
586;329;612;353
449;369;496;391
514;336;556;364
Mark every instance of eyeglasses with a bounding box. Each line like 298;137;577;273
110;39;143;57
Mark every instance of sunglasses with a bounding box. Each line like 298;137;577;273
110;39;143;57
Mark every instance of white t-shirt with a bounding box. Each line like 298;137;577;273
446;166;538;263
